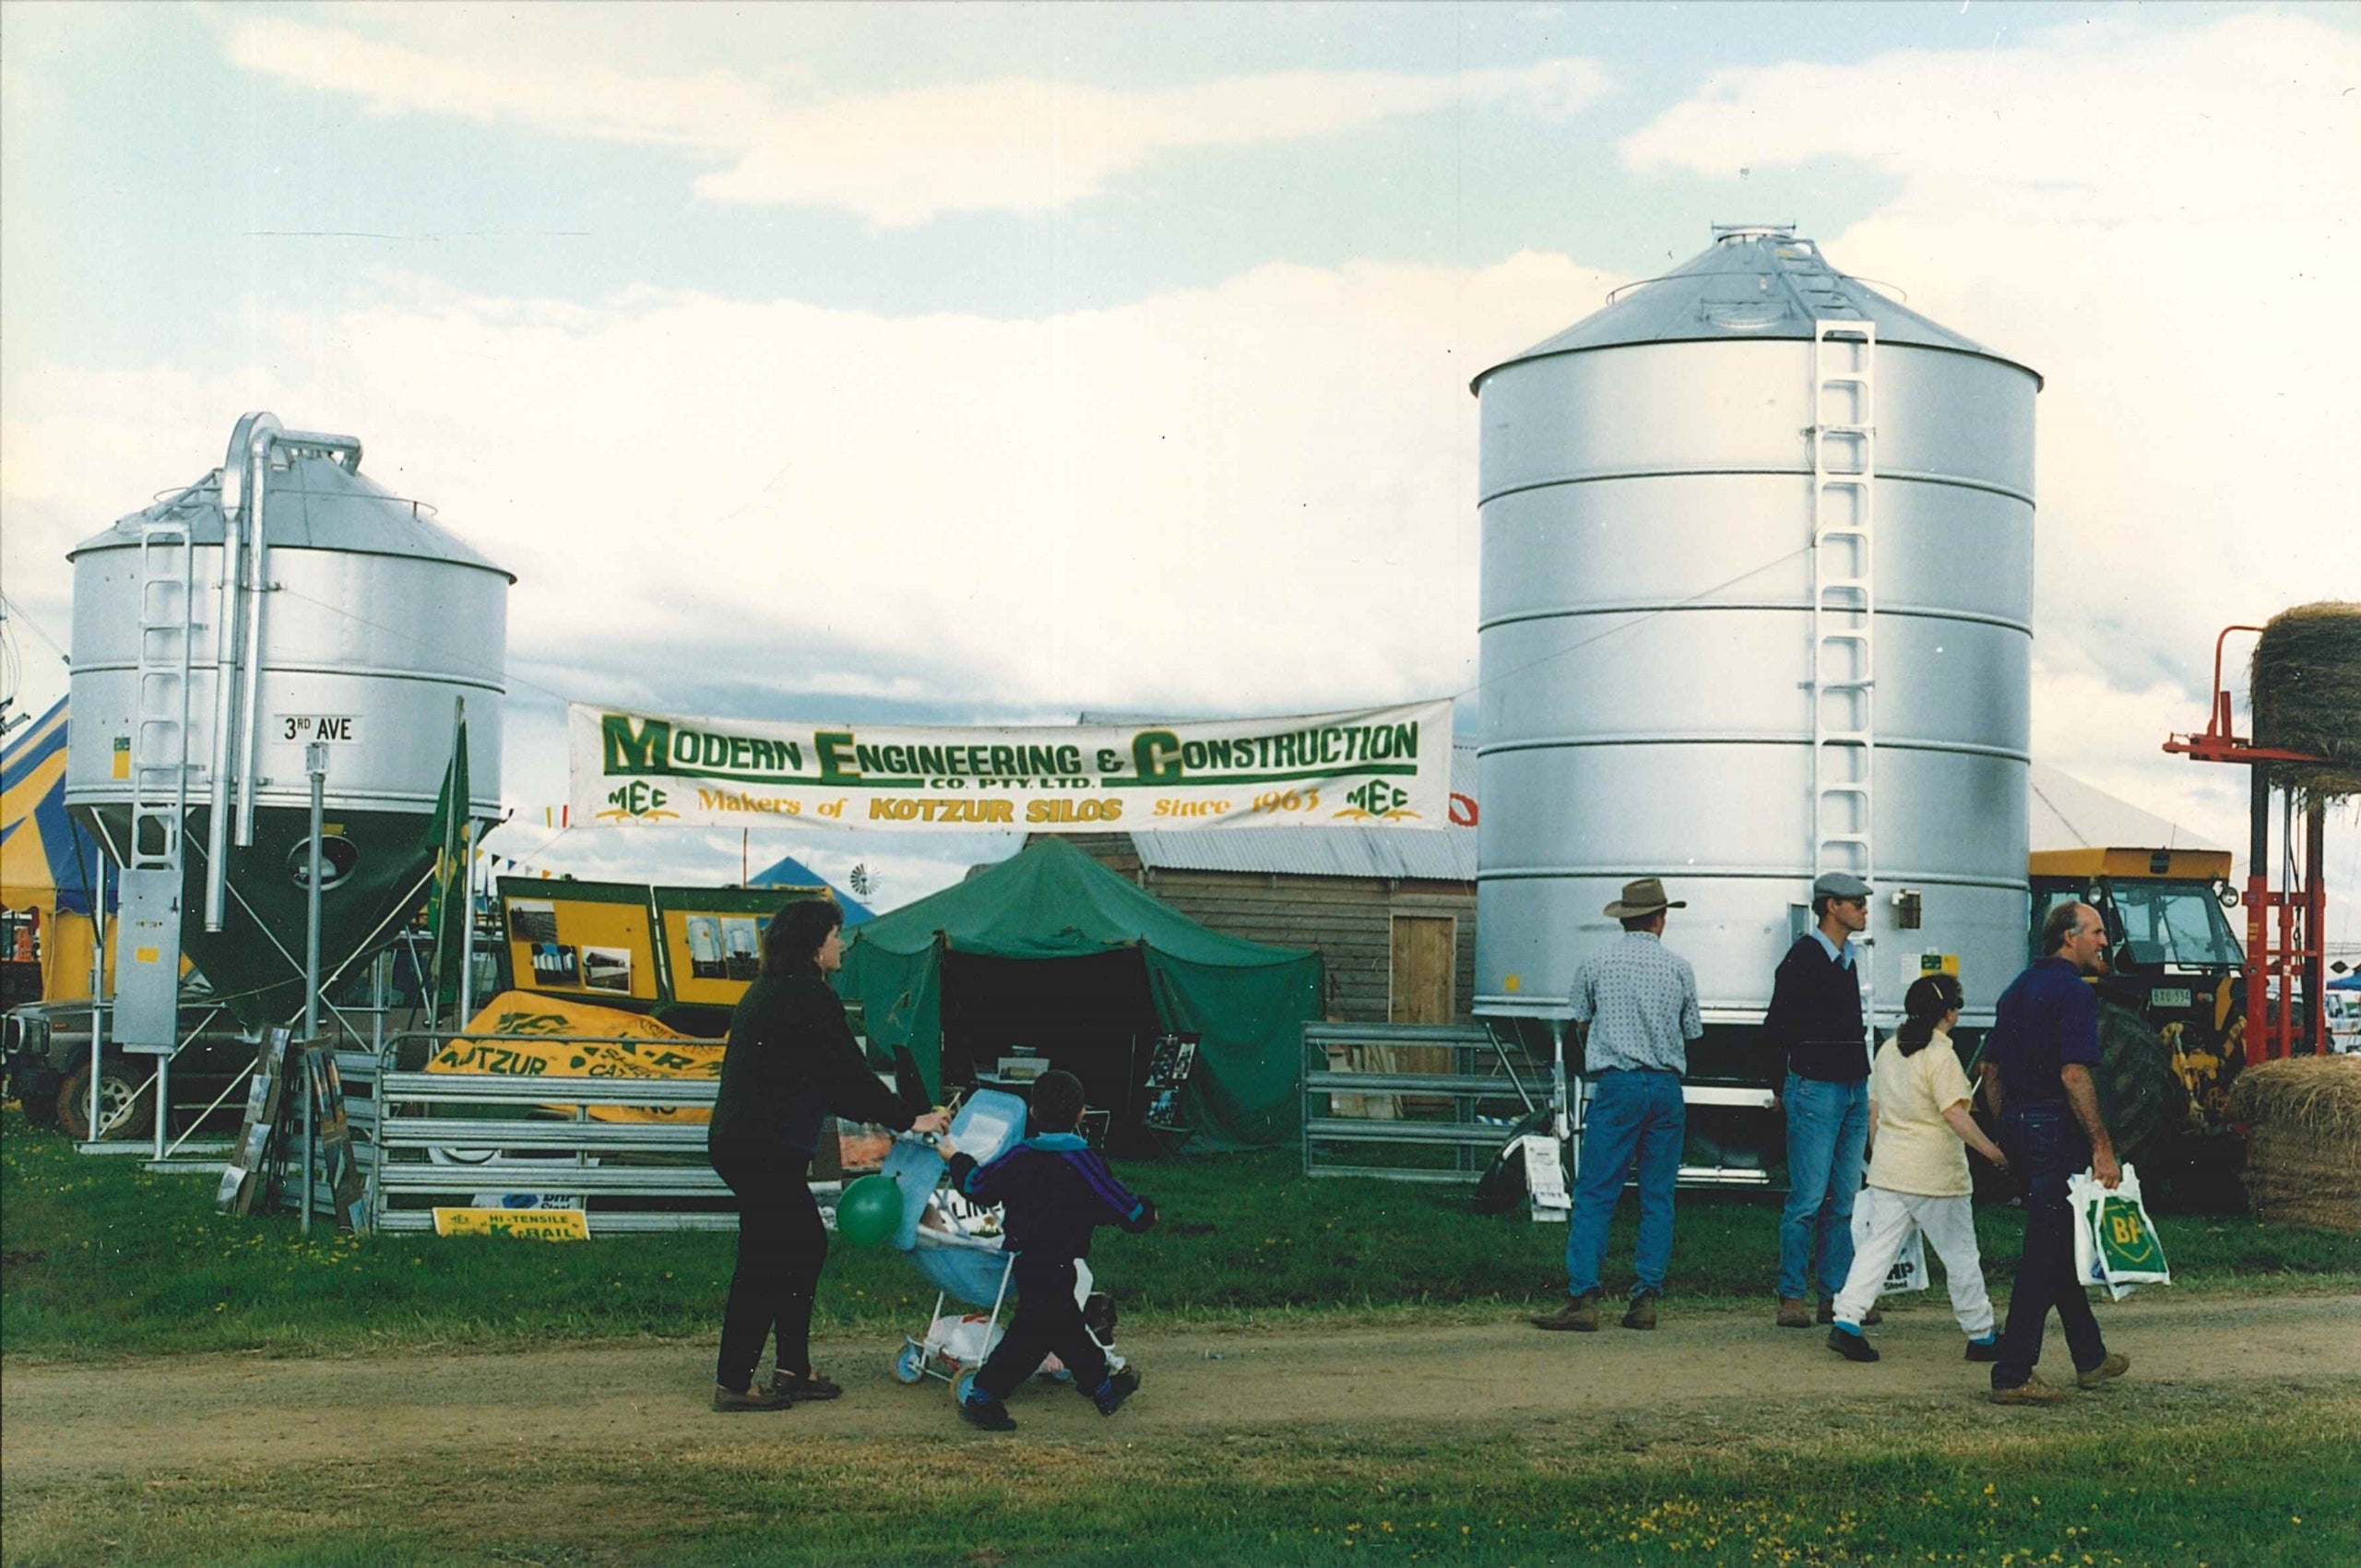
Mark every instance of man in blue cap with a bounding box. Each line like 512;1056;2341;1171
1763;870;1876;1329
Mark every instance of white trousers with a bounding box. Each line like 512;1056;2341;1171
1832;1185;1994;1336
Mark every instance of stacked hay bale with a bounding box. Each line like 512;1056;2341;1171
2227;1057;2361;1233
2249;600;2361;797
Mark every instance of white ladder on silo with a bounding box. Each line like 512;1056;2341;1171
129;520;196;870
1809;318;1878;1037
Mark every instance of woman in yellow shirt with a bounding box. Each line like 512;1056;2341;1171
1827;973;2010;1363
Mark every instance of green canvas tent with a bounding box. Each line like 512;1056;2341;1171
836;837;1322;1151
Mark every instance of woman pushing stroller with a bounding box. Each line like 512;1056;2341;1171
1826;972;2011;1364
706;900;950;1411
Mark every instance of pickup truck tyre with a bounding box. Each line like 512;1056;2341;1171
57;1060;157;1142
8;1063;63;1127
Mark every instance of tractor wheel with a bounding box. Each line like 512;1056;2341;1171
2094;1001;2182;1180
57;1060;156;1142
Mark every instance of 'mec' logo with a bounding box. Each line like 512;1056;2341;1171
599;780;676;822
1335;779;1420;822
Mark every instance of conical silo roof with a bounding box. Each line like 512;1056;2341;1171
1473;226;2041;393
69;444;513;581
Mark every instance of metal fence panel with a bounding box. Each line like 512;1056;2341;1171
371;1032;738;1234
1301;1022;1549;1183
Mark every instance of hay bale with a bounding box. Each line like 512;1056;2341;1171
2227;1056;2361;1233
2249;600;2361;799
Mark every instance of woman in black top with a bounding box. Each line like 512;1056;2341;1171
706;899;946;1410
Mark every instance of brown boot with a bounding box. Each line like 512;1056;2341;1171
1533;1289;1604;1332
1818;1299;1880;1325
713;1382;795;1412
1620;1293;1658;1331
1988;1374;2070;1407
1777;1297;1814;1329
2075;1352;2130;1389
767;1368;843;1402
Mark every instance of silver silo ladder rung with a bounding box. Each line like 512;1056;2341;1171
129;520;196;873
1809;316;1878;1041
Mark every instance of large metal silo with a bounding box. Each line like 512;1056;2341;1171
1473;228;2038;1071
65;414;510;1029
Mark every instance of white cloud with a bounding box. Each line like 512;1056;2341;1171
0;249;1611;749
219;10;1608;226
1621;8;2361;952
1;243;1592;901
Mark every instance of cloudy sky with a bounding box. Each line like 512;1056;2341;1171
3;1;2355;946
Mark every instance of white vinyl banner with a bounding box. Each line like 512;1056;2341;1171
568;701;1452;833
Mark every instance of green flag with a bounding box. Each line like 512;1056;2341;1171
424;703;471;1014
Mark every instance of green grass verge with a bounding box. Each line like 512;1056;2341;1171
6;1109;2357;1360
3;1384;2355;1566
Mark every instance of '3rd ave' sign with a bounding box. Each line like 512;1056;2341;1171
567;701;1452;833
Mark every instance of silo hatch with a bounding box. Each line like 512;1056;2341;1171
287;834;360;891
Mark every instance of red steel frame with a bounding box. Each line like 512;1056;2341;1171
2163;624;2331;1064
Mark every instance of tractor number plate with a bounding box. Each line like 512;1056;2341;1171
2150;988;2192;1009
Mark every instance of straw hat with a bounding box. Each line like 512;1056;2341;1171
1602;876;1686;919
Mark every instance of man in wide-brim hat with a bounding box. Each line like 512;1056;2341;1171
1533;876;1703;1334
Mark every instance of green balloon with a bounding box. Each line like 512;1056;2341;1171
835;1173;904;1247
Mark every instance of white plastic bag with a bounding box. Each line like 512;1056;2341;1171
2069;1163;2168;1301
929;1313;1003;1368
2089;1162;2170;1294
1848;1200;1929;1293
2068;1170;2118;1296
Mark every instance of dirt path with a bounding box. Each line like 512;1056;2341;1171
6;1294;2357;1485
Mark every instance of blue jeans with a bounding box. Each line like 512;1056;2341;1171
1993;1104;2108;1390
1564;1069;1686;1300
1778;1073;1869;1301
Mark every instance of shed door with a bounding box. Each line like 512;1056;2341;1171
1389;915;1456;1025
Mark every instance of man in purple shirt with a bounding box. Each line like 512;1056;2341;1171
1981;900;2130;1406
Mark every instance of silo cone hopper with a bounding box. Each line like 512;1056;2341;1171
64;415;511;1034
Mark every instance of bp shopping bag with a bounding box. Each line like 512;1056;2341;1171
2070;1163;2170;1301
1848;1196;1930;1293
2091;1163;2170;1290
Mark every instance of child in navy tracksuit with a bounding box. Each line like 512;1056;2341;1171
944;1070;1157;1431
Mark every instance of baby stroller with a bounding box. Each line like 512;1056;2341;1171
878;1090;1125;1407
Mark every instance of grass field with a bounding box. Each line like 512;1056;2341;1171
8;1111;2361;1566
5;1110;2358;1360
5;1383;2356;1566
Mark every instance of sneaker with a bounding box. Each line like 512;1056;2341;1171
959;1391;1016;1431
1620;1293;1658;1331
1827;1325;1880;1363
1964;1336;2002;1363
1534;1289;1604;1332
1777;1297;1815;1329
1091;1365;1142;1416
1818;1299;1880;1325
1988;1374;2070;1407
767;1369;843;1403
2075;1352;2130;1389
712;1381;795;1412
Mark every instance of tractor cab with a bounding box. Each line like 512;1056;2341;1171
2026;848;2246;1196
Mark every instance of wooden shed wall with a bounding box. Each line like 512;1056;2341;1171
1057;835;1476;1024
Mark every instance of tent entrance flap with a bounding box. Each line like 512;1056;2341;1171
941;946;1162;1129
835;838;1323;1150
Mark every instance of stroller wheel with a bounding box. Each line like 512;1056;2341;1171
893;1341;927;1385
950;1367;979;1408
